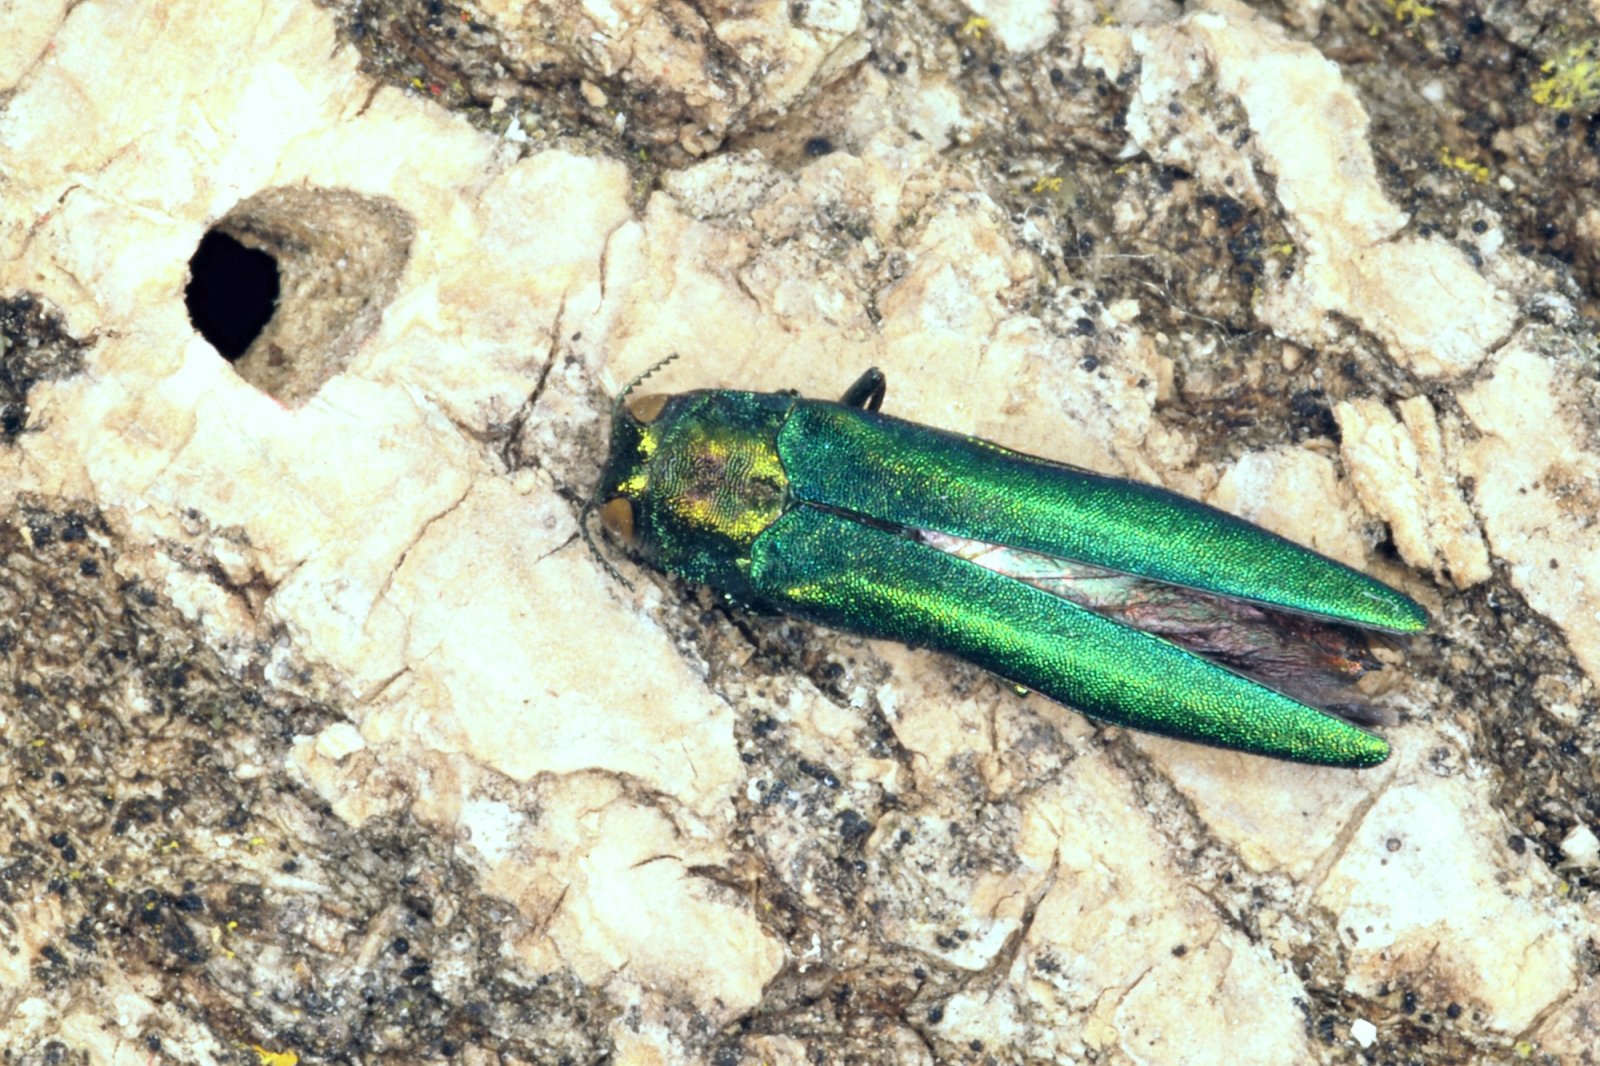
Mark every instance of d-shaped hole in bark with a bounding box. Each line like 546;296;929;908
187;187;415;406
185;231;280;361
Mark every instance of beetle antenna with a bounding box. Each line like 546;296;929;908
579;497;634;591
614;352;680;419
581;354;680;591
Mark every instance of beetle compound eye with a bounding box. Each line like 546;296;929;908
626;393;669;424
600;497;637;544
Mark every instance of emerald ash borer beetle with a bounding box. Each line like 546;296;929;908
585;361;1428;768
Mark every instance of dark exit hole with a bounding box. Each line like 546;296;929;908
185;230;280;361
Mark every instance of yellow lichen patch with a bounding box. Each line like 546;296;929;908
250;1046;300;1066
1438;147;1489;183
1031;176;1064;194
1383;0;1435;22
1532;40;1600;110
960;16;988;38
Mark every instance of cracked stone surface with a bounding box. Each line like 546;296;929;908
2;0;1599;1063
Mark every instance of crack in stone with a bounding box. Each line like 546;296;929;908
365;480;474;626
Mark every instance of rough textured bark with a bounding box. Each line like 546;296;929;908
1;0;1596;1062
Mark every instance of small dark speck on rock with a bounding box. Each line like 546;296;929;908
803;136;833;157
837;809;873;843
799;759;839;788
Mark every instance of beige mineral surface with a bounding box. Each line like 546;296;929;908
1;0;1597;1063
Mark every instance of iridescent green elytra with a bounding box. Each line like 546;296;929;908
588;366;1427;768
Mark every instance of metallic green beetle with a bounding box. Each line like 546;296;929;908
586;363;1427;768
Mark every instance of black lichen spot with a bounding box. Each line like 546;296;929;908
798;759;840;789
803;136;834;157
1213;196;1245;227
1;293;89;443
1289;389;1338;441
837;809;873;844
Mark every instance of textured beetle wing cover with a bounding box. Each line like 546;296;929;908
748;507;1391;768
777;403;1428;634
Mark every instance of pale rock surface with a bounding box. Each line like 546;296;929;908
1561;823;1600;870
963;0;1060;53
1335;395;1492;589
0;0;65;92
481;0;867;156
1459;336;1600;679
1084;0;1517;379
2;0;1598;1063
1534;980;1600;1066
1317;742;1588;1033
0;0;774;1046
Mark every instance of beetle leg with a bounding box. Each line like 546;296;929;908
840;368;887;412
